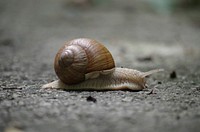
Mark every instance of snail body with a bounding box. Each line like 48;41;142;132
42;38;163;90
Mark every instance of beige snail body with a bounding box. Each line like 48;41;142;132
42;38;163;90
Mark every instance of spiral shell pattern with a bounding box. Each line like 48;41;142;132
54;38;115;84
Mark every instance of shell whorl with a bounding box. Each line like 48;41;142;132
54;38;115;84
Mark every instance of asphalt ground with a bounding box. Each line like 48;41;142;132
0;0;200;132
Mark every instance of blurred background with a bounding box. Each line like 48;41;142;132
0;0;199;68
0;0;199;69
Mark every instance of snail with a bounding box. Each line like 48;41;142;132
42;38;163;90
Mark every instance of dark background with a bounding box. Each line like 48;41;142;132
0;0;200;132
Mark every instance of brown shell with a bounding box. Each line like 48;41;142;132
54;38;115;84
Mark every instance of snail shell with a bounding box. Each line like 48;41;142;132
54;38;115;84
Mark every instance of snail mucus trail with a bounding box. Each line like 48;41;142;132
42;38;163;90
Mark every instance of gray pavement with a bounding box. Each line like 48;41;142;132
0;0;200;132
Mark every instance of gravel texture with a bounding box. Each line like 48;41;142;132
0;0;200;132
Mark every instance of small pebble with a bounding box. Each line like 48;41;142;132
170;71;177;79
137;56;153;62
86;96;97;103
176;115;180;120
157;81;162;84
